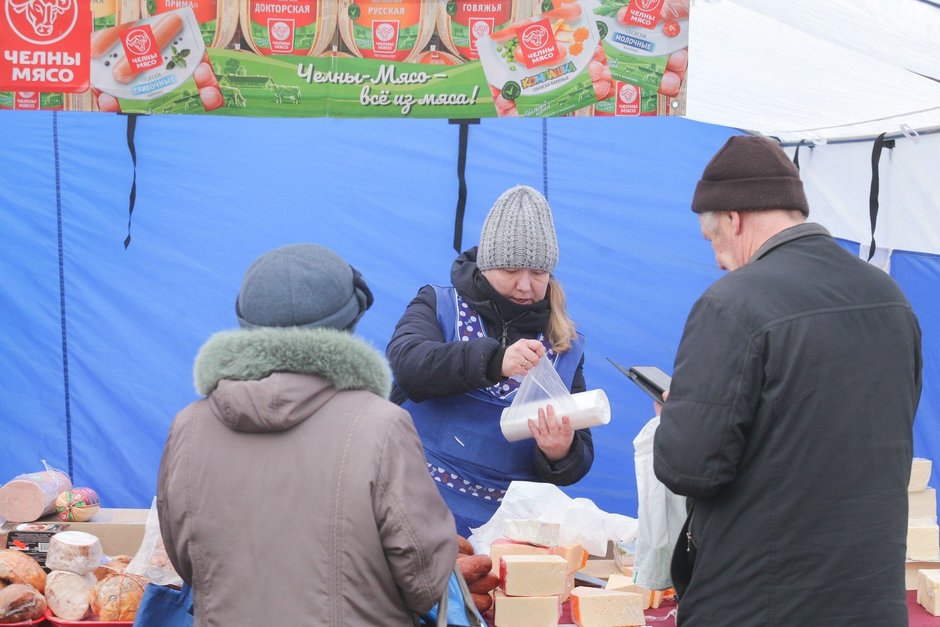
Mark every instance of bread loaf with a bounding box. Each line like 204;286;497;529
46;531;104;575
91;573;147;621
94;555;133;581
0;549;46;593
0;583;46;623
45;570;96;621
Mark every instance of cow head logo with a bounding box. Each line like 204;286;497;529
619;84;639;104
124;28;152;54
521;24;549;49
270;21;291;41
6;0;77;45
636;0;661;11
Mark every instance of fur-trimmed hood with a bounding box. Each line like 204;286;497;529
193;327;391;433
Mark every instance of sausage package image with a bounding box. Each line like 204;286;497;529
239;0;338;56
91;7;207;101
582;0;688;115
476;1;611;117
143;0;239;49
436;0;528;62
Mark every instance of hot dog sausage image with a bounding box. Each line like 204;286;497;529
111;13;184;84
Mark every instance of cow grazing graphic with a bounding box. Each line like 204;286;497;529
9;0;73;38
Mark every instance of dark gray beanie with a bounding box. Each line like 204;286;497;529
477;185;559;273
235;244;373;331
692;136;810;217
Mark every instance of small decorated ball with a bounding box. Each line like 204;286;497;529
55;487;100;522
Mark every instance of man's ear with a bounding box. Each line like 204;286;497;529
729;211;744;236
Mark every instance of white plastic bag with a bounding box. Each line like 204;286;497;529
633;416;687;590
467;481;637;558
126;498;182;586
500;358;580;441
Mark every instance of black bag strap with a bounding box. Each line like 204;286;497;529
123;112;140;249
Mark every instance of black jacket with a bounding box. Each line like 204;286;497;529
655;224;922;626
387;248;593;486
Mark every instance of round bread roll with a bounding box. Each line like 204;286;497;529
94;554;133;581
46;531;104;575
55;487;100;522
46;570;96;621
91;573;147;621
0;549;46;593
0;583;46;623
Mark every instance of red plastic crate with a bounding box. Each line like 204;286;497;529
43;608;133;626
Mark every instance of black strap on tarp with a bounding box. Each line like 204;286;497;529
867;133;894;261
449;118;479;253
123;113;140;249
792;139;805;171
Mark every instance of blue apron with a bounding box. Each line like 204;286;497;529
404;285;584;536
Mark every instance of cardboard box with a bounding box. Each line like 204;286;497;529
2;508;148;561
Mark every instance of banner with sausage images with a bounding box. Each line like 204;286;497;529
0;0;688;119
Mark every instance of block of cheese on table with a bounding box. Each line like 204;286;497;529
46;530;104;575
494;590;561;626
551;543;588;573
908;561;940;590
570;586;645;627
560;572;575;602
500;554;567;597
910;488;938;524
908;524;940;561
911;458;933;492
605;574;651;610
489;538;551;576
918;569;940;617
502;519;561;547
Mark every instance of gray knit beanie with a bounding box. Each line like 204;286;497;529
477;185;559;273
235;244;373;331
692;136;810;217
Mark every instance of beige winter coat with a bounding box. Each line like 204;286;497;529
157;327;457;626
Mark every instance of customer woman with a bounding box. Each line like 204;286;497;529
387;185;594;536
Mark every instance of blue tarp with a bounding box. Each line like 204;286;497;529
1;111;937;520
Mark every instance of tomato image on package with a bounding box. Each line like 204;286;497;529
0;0;92;92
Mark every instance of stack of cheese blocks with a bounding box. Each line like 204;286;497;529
909;457;940;616
490;519;645;627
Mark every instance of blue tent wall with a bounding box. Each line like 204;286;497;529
1;110;937;520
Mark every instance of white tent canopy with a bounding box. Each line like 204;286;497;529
686;0;940;142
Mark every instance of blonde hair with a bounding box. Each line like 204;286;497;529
547;277;577;353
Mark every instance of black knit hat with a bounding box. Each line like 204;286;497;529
692;136;810;217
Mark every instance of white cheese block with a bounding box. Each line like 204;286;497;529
560;572;575;603
45;569;96;621
550;543;588;573
493;590;560;626
907;560;940;590
917;569;940;617
606;574;651;610
911;458;933;492
500;555;567;597
908;524;940;561
910;488;938;524
502;519;561;547
46;530;104;575
571;586;645;627
489;539;551;576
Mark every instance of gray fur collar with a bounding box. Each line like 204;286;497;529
194;327;391;398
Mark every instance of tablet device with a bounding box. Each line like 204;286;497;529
606;358;671;404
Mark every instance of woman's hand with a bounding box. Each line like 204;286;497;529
501;338;546;378
529;404;574;462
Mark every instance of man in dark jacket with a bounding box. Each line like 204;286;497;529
654;136;923;626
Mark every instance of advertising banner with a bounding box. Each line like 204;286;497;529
0;0;688;118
